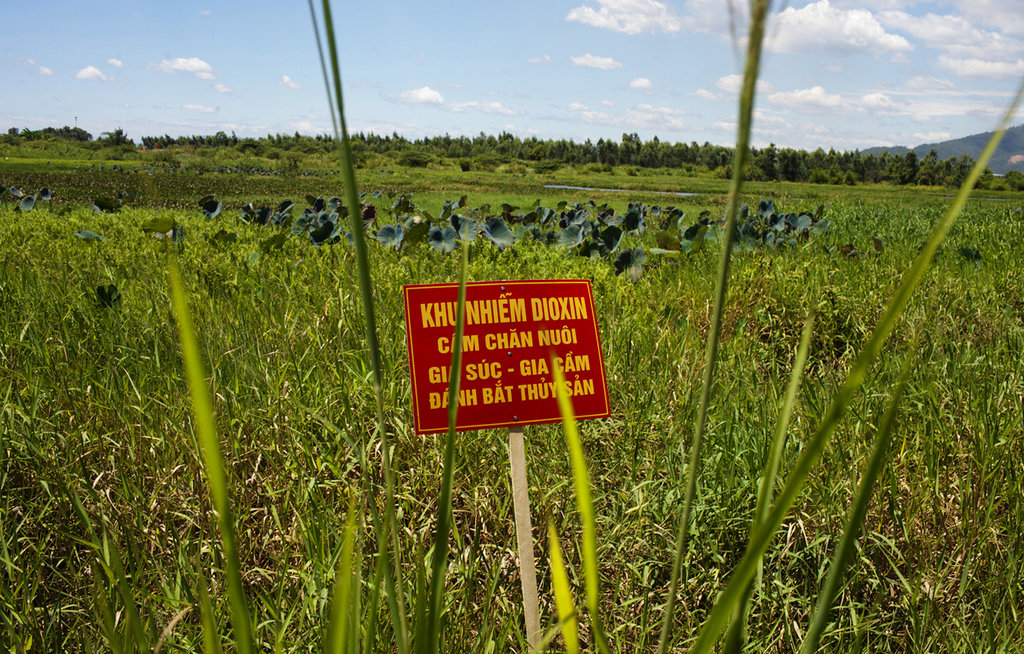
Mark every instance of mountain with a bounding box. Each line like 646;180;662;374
861;124;1024;175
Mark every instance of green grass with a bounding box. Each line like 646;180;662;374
2;179;1023;650
3;0;1024;649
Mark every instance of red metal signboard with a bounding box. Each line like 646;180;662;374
403;279;610;434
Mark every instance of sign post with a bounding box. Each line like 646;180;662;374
403;280;610;648
508;426;541;647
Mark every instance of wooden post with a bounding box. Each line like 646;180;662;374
509;426;541;650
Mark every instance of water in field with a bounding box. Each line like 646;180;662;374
544;184;702;197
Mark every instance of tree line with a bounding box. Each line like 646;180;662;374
5;125;1018;189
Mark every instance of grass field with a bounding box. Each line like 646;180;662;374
2;156;1023;651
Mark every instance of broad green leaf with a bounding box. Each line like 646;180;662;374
404;218;431;245
427;225;457;253
559;224;584;249
599;225;623;253
480;216;515;249
141;216;175;233
614;247;647;281
261;232;288;252
201;199;223;219
376;223;405;249
96;284;121;308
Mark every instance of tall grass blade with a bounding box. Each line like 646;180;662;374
93;568;124;654
167;258;253;654
103;529;150;652
657;2;771;652
724;312;814;653
551;360;610;654
686;75;1024;654
196;565;224;654
362;556;386;654
422;241;471;654
312;2;409;651
798;358;915;654
547;522;580;654
326;495;360;654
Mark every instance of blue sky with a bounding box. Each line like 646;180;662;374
2;0;1023;151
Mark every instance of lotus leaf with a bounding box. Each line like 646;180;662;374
427;225;458;253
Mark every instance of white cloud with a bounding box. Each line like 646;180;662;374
279;75;300;89
75;66;111;82
939;55;1024;79
451;101;517;116
183;104;216;113
859;92;895;110
914;131;953;143
568;102;589;111
770;0;911;55
953;0;1024;38
630;77;652;89
878;10;1021;61
214;83;233;93
715;74;773;95
38;65;53;77
767;86;843;110
576;103;686;131
566;0;681;34
400;86;444;104
600;99;614;107
107;58;124;68
149;57;215;80
905;76;955;91
570;53;623;70
527;54;552;64
695;88;717;101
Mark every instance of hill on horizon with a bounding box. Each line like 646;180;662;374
862;124;1024;175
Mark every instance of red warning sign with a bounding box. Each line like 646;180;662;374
403;279;610;433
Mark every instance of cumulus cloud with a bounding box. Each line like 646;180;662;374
75;65;112;82
527;54;552;64
400;86;445;105
107;58;124;68
629;77;652;89
451;101;517;116
939;55;1024;79
600;98;614;106
767;86;844;110
214;83;233;93
878;9;1021;60
859;92;895;110
568;102;589;111
149;57;215;80
279;75;300;89
769;0;911;55
566;0;681;34
715;74;774;95
576;103;686;130
183;104;216;113
570;53;622;70
953;0;1024;38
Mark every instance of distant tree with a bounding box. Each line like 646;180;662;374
99;128;132;146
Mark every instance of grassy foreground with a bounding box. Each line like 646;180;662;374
1;183;1023;650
